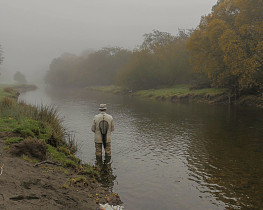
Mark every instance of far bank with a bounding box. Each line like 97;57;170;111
87;85;263;109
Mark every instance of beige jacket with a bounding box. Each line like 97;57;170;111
91;112;114;143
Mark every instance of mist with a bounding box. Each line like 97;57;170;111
0;0;216;83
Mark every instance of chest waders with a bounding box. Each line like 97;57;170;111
99;115;109;149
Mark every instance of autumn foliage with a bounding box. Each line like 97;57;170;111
187;0;263;93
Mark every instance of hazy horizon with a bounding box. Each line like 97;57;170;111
0;0;216;83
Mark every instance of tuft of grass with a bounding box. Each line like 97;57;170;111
4;137;24;144
57;167;69;175
57;146;71;155
47;145;78;169
22;154;39;163
70;176;87;185
63;131;77;154
80;164;101;181
61;182;69;189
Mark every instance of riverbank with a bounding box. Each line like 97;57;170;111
11;84;38;93
0;84;37;97
0;86;122;209
87;85;263;108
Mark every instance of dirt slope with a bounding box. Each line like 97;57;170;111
0;139;121;210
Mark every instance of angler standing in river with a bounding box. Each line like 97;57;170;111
91;104;114;161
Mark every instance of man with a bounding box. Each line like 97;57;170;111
91;104;114;159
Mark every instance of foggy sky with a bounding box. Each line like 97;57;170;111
0;0;216;82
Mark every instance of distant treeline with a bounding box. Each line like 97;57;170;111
45;0;263;94
45;48;131;87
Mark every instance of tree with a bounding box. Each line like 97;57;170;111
140;29;177;52
116;30;191;90
14;71;27;84
187;0;263;93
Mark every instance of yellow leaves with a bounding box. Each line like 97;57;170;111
187;0;263;91
207;19;229;41
238;24;251;37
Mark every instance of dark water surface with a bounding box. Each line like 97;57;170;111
19;88;263;209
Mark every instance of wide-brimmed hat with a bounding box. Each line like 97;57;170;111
99;104;107;110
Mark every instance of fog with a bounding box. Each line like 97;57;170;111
0;0;216;83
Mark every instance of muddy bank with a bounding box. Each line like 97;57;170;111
0;138;122;210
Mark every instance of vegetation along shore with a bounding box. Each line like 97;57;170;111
0;86;122;209
87;85;263;108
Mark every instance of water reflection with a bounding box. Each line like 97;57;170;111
96;156;116;191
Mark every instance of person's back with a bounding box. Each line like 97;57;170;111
91;104;114;158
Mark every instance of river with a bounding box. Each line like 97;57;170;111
19;87;263;209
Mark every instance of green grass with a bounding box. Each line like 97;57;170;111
87;85;128;94
0;117;53;140
82;163;100;179
0;97;65;145
4;137;24;144
0;85;18;101
22;154;39;163
47;145;78;168
132;84;229;99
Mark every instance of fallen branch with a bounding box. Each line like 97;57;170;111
34;160;62;167
0;164;4;176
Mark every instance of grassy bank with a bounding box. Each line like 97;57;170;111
87;85;129;95
132;85;229;102
0;86;99;178
89;84;230;103
132;85;263;107
0;84;37;100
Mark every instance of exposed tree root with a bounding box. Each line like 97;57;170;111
34;160;62;167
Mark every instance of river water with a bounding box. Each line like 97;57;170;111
19;87;263;209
